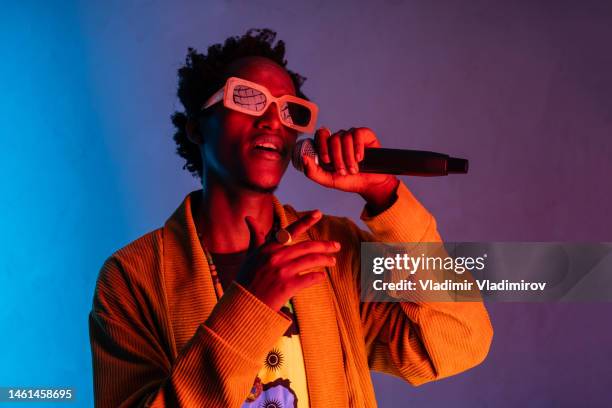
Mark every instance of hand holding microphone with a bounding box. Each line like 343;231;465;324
291;127;469;213
292;129;469;177
290;127;400;213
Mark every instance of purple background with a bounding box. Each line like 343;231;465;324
2;0;611;406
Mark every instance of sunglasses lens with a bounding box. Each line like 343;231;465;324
233;85;267;112
280;102;312;128
229;81;313;130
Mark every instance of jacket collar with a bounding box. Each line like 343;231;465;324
162;191;348;407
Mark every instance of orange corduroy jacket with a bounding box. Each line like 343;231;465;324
89;182;493;407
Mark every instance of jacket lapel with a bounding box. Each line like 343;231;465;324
274;199;349;407
162;191;218;353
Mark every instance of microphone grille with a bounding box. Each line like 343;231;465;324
292;138;318;172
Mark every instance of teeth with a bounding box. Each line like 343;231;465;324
256;143;279;151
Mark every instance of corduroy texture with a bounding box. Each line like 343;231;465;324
89;181;493;407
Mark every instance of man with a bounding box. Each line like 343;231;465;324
89;29;493;407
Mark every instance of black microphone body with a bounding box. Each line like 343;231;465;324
292;138;469;176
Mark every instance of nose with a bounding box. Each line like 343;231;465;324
254;101;283;131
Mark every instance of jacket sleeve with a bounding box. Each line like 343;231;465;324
89;256;290;407
355;182;493;386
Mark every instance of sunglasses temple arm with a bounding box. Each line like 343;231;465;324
201;87;225;111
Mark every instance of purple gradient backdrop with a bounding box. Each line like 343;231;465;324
79;0;612;406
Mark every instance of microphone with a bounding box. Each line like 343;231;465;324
292;138;469;177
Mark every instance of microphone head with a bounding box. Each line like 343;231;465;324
292;138;319;172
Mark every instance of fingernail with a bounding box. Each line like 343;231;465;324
312;210;322;219
339;168;347;176
349;166;358;174
331;256;336;265
333;241;341;249
322;154;330;163
356;153;363;161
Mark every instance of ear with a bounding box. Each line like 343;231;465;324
185;118;203;144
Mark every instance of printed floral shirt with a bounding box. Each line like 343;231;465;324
242;301;309;408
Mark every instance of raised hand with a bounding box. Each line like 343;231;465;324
303;127;400;213
236;210;341;311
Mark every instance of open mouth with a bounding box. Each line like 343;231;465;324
251;135;286;157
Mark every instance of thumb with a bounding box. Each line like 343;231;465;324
245;215;266;252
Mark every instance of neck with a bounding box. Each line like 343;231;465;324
193;173;275;253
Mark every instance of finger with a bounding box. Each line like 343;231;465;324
329;131;347;175
281;253;337;277
284;210;323;239
355;127;381;148
292;271;326;291
302;154;335;188
245;216;266;252
314;127;331;164
273;240;341;262
342;130;358;174
353;127;366;162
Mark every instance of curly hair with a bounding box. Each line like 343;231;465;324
171;28;308;180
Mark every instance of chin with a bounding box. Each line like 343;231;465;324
237;170;281;194
240;162;286;194
241;179;279;194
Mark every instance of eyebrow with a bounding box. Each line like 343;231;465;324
268;86;296;97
